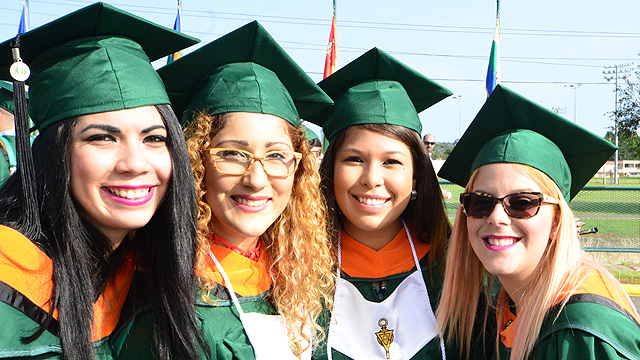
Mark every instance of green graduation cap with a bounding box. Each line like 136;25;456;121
306;47;452;140
0;81;20;114
158;21;333;126
0;2;200;130
438;85;616;201
301;124;319;142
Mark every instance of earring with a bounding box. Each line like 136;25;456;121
410;189;417;200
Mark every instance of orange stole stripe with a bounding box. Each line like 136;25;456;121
570;269;639;324
497;290;517;348
201;243;272;297
91;256;134;341
0;225;135;341
0;225;56;317
340;228;430;278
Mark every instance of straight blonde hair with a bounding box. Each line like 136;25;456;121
436;163;638;360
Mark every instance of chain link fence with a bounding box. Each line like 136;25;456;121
439;182;640;253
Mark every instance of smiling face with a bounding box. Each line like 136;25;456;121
69;105;172;248
466;163;556;288
203;112;296;248
333;128;414;249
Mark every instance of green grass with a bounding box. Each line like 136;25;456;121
586;177;640;187
611;270;640;284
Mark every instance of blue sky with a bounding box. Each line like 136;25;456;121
1;0;638;142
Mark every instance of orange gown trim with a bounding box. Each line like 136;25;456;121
498;268;638;348
340;227;430;278
0;225;134;341
199;239;272;297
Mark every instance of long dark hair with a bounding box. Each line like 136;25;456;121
319;123;451;267
0;104;204;360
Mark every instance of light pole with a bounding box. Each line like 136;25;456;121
564;83;581;123
603;63;634;185
451;95;462;138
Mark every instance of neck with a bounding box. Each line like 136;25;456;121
497;274;535;312
214;233;260;251
342;219;403;251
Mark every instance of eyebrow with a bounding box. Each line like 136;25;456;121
340;147;408;157
213;139;292;149
80;124;120;133
142;125;166;134
472;189;538;195
79;124;166;134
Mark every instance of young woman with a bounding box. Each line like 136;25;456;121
0;4;203;360
437;85;640;360
309;48;454;360
302;125;323;170
116;21;335;360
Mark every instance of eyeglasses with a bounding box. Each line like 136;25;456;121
310;148;323;157
423;141;435;146
207;148;302;177
460;191;559;219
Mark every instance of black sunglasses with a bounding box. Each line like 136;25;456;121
423;141;435;145
460;191;558;219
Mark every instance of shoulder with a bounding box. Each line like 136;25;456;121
0;225;55;312
0;301;62;358
537;296;640;360
535;322;640;360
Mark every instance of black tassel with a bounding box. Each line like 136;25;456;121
10;36;41;240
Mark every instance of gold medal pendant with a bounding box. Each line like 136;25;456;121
375;318;394;359
289;339;305;359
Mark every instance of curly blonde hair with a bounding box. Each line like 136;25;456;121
184;112;335;348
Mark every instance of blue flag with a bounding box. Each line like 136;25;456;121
485;16;500;97
166;5;183;64
18;1;28;35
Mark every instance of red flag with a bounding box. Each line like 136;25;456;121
323;11;337;79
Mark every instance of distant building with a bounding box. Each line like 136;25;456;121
596;160;640;178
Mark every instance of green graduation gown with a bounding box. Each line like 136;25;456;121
0;225;132;359
114;241;275;360
496;272;640;360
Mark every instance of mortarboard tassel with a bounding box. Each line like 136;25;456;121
10;36;41;239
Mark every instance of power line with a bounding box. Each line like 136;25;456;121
19;1;640;39
0;18;634;70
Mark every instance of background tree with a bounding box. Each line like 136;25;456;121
605;130;640;160
431;140;457;160
614;66;640;133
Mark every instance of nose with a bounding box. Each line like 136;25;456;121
486;200;511;226
114;141;151;175
360;164;383;189
241;159;269;190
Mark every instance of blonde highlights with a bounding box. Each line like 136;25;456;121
184;112;335;347
437;163;638;360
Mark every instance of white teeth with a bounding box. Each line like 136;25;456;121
235;197;269;206
108;187;150;199
357;197;387;205
486;238;516;246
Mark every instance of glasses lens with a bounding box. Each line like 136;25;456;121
213;149;251;175
503;193;541;218
263;151;298;177
463;193;497;218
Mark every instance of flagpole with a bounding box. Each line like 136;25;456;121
25;0;30;30
485;0;501;97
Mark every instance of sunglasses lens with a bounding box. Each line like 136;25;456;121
463;193;496;217
503;193;541;218
462;192;543;218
